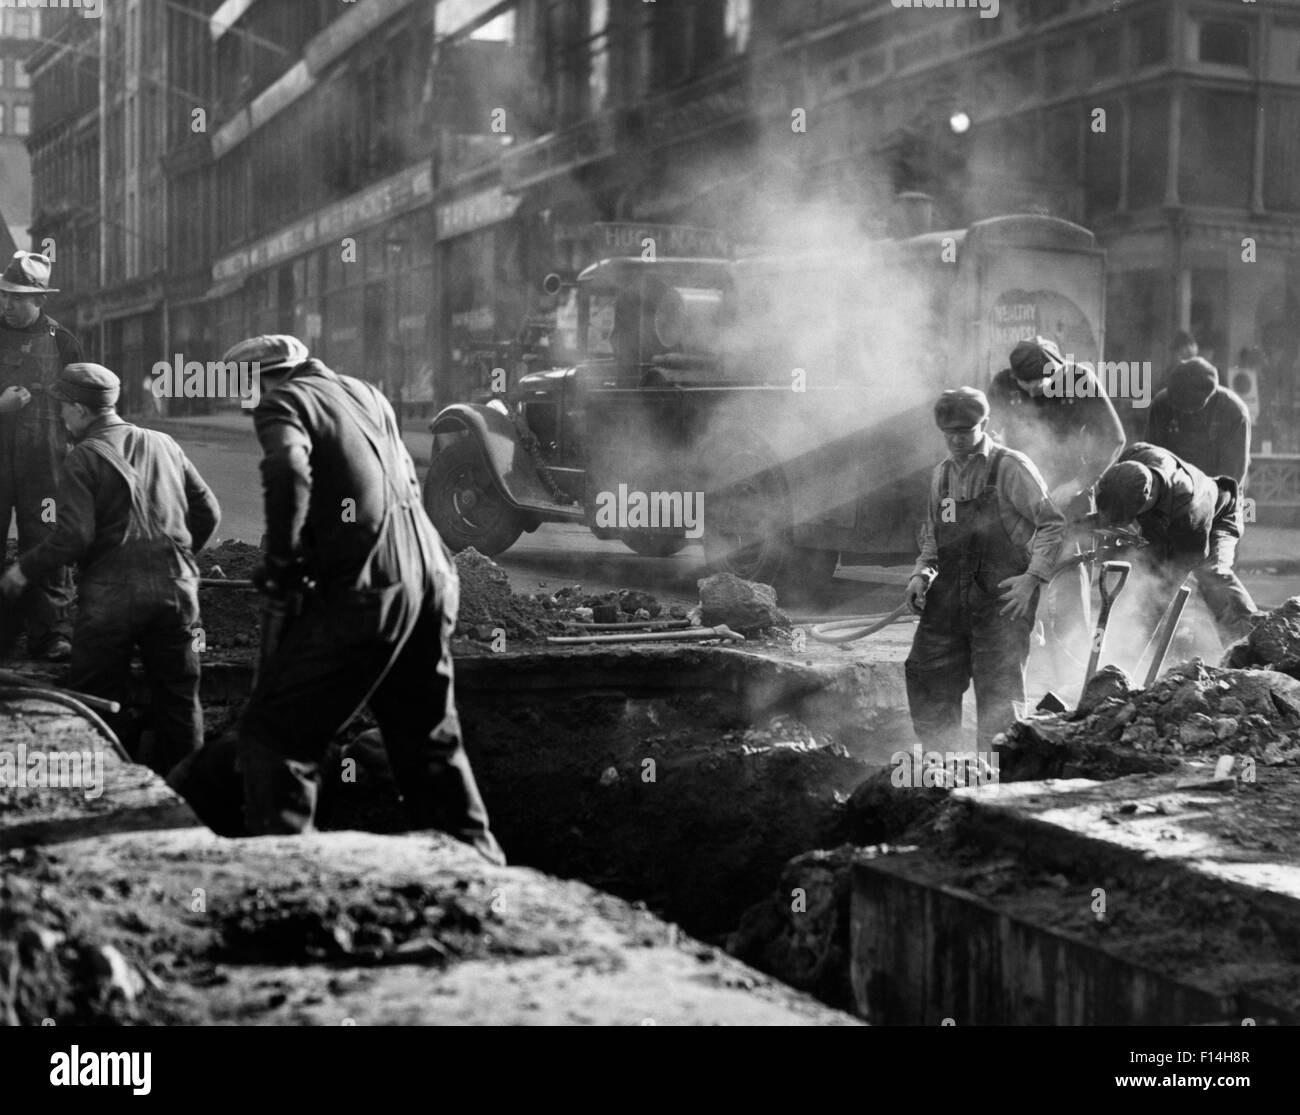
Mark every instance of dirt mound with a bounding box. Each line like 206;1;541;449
196;539;263;655
1224;596;1300;677
1000;660;1300;781
453;548;573;642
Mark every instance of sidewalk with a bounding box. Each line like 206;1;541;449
134;409;436;467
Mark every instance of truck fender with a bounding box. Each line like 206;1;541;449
428;403;577;516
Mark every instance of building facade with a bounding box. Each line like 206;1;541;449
0;5;40;253
21;0;1300;451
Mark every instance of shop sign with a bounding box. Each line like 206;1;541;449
436;186;521;241
213;161;435;283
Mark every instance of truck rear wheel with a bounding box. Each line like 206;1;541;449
423;438;526;556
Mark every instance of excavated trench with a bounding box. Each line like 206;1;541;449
191;644;901;943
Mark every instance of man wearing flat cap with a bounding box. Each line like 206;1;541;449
0;250;82;662
168;335;504;865
987;336;1125;672
904;387;1065;748
0;363;222;775
1144;356;1250;485
1095;442;1258;645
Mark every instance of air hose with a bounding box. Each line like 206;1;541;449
0;687;129;760
801;602;916;645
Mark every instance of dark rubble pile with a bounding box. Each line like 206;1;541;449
1223;596;1300;678
196;539;263;653
1001;660;1300;781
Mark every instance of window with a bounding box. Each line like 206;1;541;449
1267;21;1300;81
1264;93;1300;212
0;61;5;87
1180;90;1253;206
1084;98;1122;218
726;0;751;55
1132;14;1167;67
16;61;28;90
1089;31;1120;79
0;104;5;133
1128;92;1169;209
14;104;28;136
1197;20;1251;68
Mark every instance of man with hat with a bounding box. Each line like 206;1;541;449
904;387;1065;748
0;250;82;661
168;335;504;864
1144;356;1250;485
0;363;221;775
987;336;1125;671
1095;442;1258;645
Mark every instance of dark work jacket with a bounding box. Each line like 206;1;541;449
254;360;450;596
987;366;1125;493
1144;388;1251;484
19;414;221;583
0;312;81;454
1120;442;1235;566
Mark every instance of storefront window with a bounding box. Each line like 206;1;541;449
1180;90;1253;207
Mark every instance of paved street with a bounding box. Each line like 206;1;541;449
136;417;1300;615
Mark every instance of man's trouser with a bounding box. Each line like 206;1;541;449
235;568;503;863
0;426;74;656
905;571;1036;750
1165;530;1257;644
67;577;203;776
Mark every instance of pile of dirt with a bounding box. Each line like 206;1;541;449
216;876;539;967
0;848;154;1026
1000;660;1300;781
1223;596;1300;677
196;539;263;655
452;549;583;643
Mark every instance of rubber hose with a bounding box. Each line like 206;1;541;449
0;687;129;760
806;603;916;645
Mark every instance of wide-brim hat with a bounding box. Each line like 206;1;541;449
0;251;58;294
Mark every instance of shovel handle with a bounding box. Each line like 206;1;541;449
1098;561;1131;607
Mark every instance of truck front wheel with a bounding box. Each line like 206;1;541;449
703;444;795;587
423;438;526;556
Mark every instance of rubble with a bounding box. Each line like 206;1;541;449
1001;660;1300;782
697;573;790;636
452;549;572;641
1222;595;1300;678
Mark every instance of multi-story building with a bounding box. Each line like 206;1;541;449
0;6;40;252
22;0;1300;445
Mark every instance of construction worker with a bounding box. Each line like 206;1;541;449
988;336;1125;673
1144;356;1251;485
0;364;221;774
1094;442;1259;645
0;251;80;662
175;334;503;863
905;387;1065;749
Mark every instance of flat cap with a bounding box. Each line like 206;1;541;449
934;387;990;429
1008;336;1066;380
220;334;309;374
1167;356;1218;413
51;363;120;408
1096;461;1154;524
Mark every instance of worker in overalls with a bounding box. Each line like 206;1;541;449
904;387;1065;748
175;334;504;864
0;251;81;661
0;364;221;773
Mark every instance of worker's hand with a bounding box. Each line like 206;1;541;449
998;573;1041;621
0;385;31;413
904;575;929;614
0;564;28;598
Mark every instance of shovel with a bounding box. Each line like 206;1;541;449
1084;560;1131;685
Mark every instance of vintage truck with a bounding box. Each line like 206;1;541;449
422;214;1105;589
